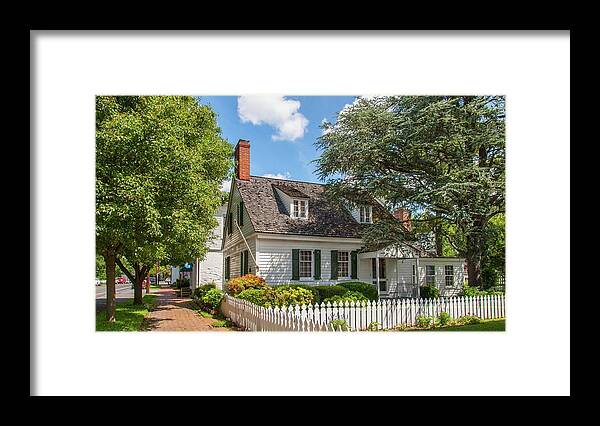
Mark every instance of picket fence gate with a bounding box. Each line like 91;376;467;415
220;294;505;332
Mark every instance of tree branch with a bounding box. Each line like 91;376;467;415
115;256;135;283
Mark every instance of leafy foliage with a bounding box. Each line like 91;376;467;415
330;319;349;331
367;322;382;331
226;274;268;296
416;315;434;328
457;315;482;325
201;288;225;311
322;291;368;304
316;96;505;288
437;312;451;327
312;285;351;303
462;283;503;296
96;95;232;282
337;281;379;301
236;288;276;307
420;285;440;299
192;283;216;300
273;286;315;306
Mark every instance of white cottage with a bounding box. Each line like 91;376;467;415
189;204;228;291
222;139;465;298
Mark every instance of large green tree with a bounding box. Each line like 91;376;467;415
96;96;232;317
316;96;505;288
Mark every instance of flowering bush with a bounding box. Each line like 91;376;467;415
226;274;267;296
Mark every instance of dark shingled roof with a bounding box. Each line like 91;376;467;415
272;184;308;198
235;176;391;238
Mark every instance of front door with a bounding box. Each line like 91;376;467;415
371;258;387;294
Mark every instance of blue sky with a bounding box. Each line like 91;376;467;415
196;96;357;190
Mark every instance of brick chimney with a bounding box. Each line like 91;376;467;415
234;139;250;181
393;207;412;231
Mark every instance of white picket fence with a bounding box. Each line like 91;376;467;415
220;294;505;332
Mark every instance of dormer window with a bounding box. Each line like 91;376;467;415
359;205;372;223
292;199;308;219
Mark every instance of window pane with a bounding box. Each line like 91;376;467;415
299;250;312;277
445;265;454;286
338;251;349;277
426;265;435;285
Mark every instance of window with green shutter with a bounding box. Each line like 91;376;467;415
331;250;338;280
224;256;230;281
292;249;300;280
242;250;249;275
314;249;321;280
238;201;244;226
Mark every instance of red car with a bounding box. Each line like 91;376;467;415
116;276;127;284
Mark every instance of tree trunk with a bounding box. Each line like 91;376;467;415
104;251;116;322
133;262;144;306
466;233;484;289
434;219;443;256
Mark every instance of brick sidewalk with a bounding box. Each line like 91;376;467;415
143;288;230;331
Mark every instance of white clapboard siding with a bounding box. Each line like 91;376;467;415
221;294;505;331
256;237;363;285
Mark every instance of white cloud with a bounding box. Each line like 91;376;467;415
220;179;231;192
262;172;291;180
237;95;309;141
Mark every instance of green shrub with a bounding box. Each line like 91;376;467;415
462;283;504;297
338;281;379;301
226;274;267;295
276;284;320;302
273;286;315;307
312;285;350;303
437;311;451;327
416;315;434;328
201;288;224;311
330;319;349;331
236;288;276;307
420;285;439;299
323;291;368;304
458;315;481;325
193;283;216;300
367;321;381;331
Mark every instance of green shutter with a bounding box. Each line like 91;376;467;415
314;249;321;280
228;213;233;235
331;250;338;280
225;257;230;281
351;251;358;279
239;201;244;226
243;250;249;275
292;249;300;280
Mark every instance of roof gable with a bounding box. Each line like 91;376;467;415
236;176;383;238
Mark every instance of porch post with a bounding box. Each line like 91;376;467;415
415;254;420;299
397;258;400;298
376;251;380;299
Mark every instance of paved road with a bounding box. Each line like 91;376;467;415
95;283;135;312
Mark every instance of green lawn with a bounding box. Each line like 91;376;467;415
425;319;505;331
96;295;158;331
